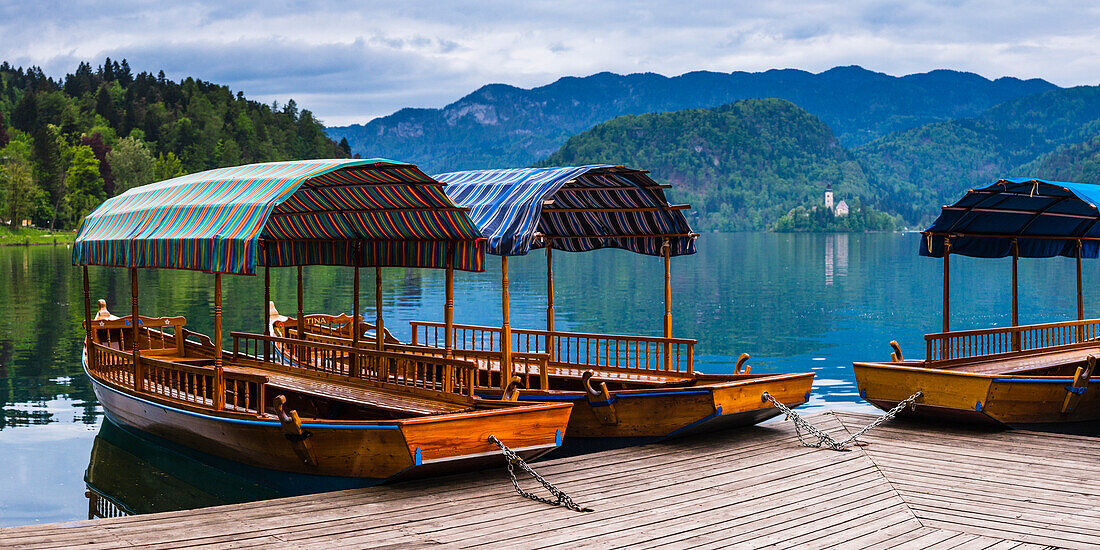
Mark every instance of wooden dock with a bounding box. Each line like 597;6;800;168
3;411;1097;549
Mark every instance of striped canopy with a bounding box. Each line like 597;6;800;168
432;166;696;257
922;178;1100;259
73;159;485;275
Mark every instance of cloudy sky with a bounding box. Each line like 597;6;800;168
2;1;1097;126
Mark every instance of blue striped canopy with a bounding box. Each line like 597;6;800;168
922;178;1100;259
73;159;485;275
432;166;696;257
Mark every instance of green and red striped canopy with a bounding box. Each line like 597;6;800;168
73;159;485;274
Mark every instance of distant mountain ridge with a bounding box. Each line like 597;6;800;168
539;98;887;231
855;86;1100;224
328;66;1055;173
537;86;1100;230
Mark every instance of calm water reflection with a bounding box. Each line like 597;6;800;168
2;233;1096;526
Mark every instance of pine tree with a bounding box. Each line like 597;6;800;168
80;133;114;196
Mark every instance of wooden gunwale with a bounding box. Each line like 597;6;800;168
87;342;570;426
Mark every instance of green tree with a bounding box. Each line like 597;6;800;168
108;136;155;192
154;151;185;181
0;134;42;226
65;144;105;223
32;125;67;229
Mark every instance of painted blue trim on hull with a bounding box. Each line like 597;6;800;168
478;388;712;401
477;393;582;401
89;370;401;430
991;378;1085;383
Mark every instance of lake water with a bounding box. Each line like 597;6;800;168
1;232;1095;527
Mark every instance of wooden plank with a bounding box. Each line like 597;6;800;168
2;412;1093;549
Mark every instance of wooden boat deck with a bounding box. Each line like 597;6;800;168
229;365;473;416
4;411;1097;549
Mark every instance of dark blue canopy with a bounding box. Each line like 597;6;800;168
922;178;1100;259
433;166;696;257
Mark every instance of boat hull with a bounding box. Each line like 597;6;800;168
853;361;1100;429
87;365;570;480
483;372;815;450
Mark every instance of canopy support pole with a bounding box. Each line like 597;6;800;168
130;268;141;392
352;262;361;376
501;256;512;389
263;263;271;362
1012;240;1020;351
663;238;672;371
942;237;950;334
214;273;225;410
375;267;384;351
545;245;555;387
296;266;305;340
1077;239;1084;322
83;266;94;371
445;259;454;359
263;265;270;335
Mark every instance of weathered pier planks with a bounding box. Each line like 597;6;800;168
2;411;1096;549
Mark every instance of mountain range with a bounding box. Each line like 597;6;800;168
329;66;1100;230
328;66;1054;174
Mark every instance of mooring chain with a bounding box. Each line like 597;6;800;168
488;435;589;512
761;391;923;451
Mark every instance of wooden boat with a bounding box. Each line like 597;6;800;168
854;178;1100;429
275;165;815;450
74;160;573;482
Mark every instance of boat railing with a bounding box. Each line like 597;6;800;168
275;314;401;344
275;327;550;390
85;316;187;356
925;318;1100;364
410;321;696;376
85;485;131;519
387;342;552;390
231;332;477;398
87;342;267;416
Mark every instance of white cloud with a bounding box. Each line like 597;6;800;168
1;1;1097;126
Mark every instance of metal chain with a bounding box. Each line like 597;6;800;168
761;391;923;451
488;435;589;512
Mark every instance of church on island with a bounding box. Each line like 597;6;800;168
825;183;849;216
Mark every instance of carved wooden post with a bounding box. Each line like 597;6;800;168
445;259;454;359
83;266;95;371
263;262;271;362
296;265;305;339
546;245;555;367
130;268;141;392
942;237;950;359
214;273;225;410
1077;239;1084;321
375;266;384;351
501;256;512;389
1012;239;1020;351
663;238;672;371
352;258;360;377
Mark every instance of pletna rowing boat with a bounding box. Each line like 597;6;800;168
74;159;573;482
854;178;1100;429
272;166;815;451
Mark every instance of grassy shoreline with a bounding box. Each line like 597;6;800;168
0;228;76;246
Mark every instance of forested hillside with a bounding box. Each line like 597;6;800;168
0;59;349;231
329;66;1053;173
854;86;1100;224
540;99;899;231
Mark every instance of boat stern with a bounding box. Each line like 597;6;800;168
394;402;572;478
853;361;1002;425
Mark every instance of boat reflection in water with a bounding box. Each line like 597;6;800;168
85;418;378;519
